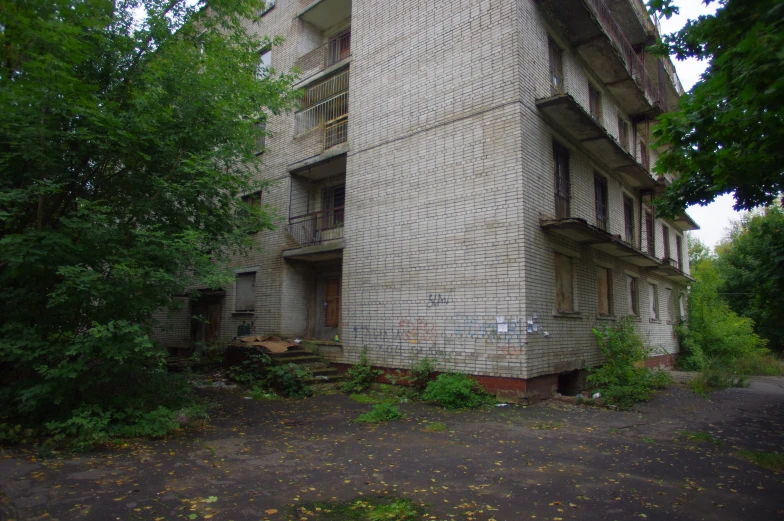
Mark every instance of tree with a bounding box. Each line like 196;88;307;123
715;206;784;351
648;0;784;215
0;0;296;442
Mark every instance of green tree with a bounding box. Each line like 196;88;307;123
0;0;296;441
648;0;784;214
715;206;784;351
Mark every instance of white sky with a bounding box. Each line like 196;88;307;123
658;1;740;248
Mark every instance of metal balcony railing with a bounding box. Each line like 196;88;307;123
324;116;348;148
288;206;345;246
661;57;685;96
585;0;666;110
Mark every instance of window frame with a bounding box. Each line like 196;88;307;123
645;210;655;256
597;266;613;317
617;116;630;152
661;224;671;261
649;282;659;322
254;120;267;155
548;38;564;95
676;234;684;271
234;271;257;313
256;49;272;79
665;287;674;323
588;83;603;123
554;252;575;313
553;141;571;219
627;275;639;317
623;194;635;245
259;0;276;16
594;172;609;231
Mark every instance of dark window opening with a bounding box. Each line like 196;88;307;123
553;141;571;219
549;38;564;95
623;195;635;245
662;224;670;261
594;173;608;231
645;211;655;255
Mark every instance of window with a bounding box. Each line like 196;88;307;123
327;29;351;66
254;121;266;155
623;195;635;245
256;49;271;79
594;173;608;231
679;294;686;320
645;210;655;255
661;224;670;261
597;267;612;316
235;272;256;312
627;275;638;316
588;83;602;123
242;191;262;208
321;184;345;229
665;287;674;322
649;283;659;321
618;117;630;152
555;253;574;312
549;38;564;94
553;141;571;219
639;138;650;170
676;235;683;270
259;0;275;16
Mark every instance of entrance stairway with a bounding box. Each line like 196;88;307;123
267;347;342;385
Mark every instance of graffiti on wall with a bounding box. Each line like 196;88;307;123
426;289;454;308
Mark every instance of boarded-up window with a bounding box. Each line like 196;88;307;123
623;195;635;245
645;211;655;255
549;38;564;94
662;224;670;261
555;253;574;312
589;83;602;123
235;272;256;312
665;288;673;322
597;267;612;316
627;275;638;316
553;141;570;219
594;173;608;231
649;283;659;321
325;278;341;328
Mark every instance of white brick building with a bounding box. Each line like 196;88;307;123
155;0;698;398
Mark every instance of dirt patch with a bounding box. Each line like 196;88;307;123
1;378;783;520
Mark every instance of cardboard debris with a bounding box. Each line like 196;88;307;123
236;335;298;354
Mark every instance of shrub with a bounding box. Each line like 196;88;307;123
229;351;272;386
421;373;491;409
407;357;438;394
587;317;672;409
689;358;748;397
354;403;404;423
266;364;313;398
340;347;383;393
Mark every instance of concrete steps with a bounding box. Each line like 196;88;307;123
267;348;343;384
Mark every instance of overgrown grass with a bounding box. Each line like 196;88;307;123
423;422;447;432
354;403;404;423
734;353;784;376
736;450;784;472
689;359;749;397
420;373;493;409
295;497;426;521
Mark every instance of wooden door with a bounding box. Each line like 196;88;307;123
325;278;341;328
205;302;222;342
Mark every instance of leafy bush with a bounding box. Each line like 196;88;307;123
340;347;383;393
587;318;673;409
266;364;314;398
354;403;404;423
407;357;438;394
421;373;491;409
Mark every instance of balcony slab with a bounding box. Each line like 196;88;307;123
283;239;344;262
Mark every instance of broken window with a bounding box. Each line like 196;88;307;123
623;195;635;245
549;38;564;94
597;267;612;316
555;253;574;312
235;272;256;312
594;173;608;231
649;283;659;321
627;275;638;316
589;83;602;123
645;210;655;255
553;141;570;219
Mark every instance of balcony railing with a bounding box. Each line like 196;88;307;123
585;0;666;110
661;57;685;96
289;207;345;246
324;116;348;148
294;31;351;82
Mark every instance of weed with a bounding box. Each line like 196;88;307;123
421;373;492;409
340;347;383;393
530;421;562;430
407;357;439;394
229;352;272;386
266;364;314;398
587;317;673;409
641;437;655;444
354;403;404;423
734;353;784;376
690;359;748;397
681;430;721;444
295;497;426;520
248;387;281;400
424;422;447;432
736;450;784;472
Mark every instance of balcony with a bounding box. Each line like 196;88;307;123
536;93;657;189
294;29;351;83
294;69;349;151
648;257;694;283
298;0;351;30
541;217;661;268
536;0;665;115
288;206;344;245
